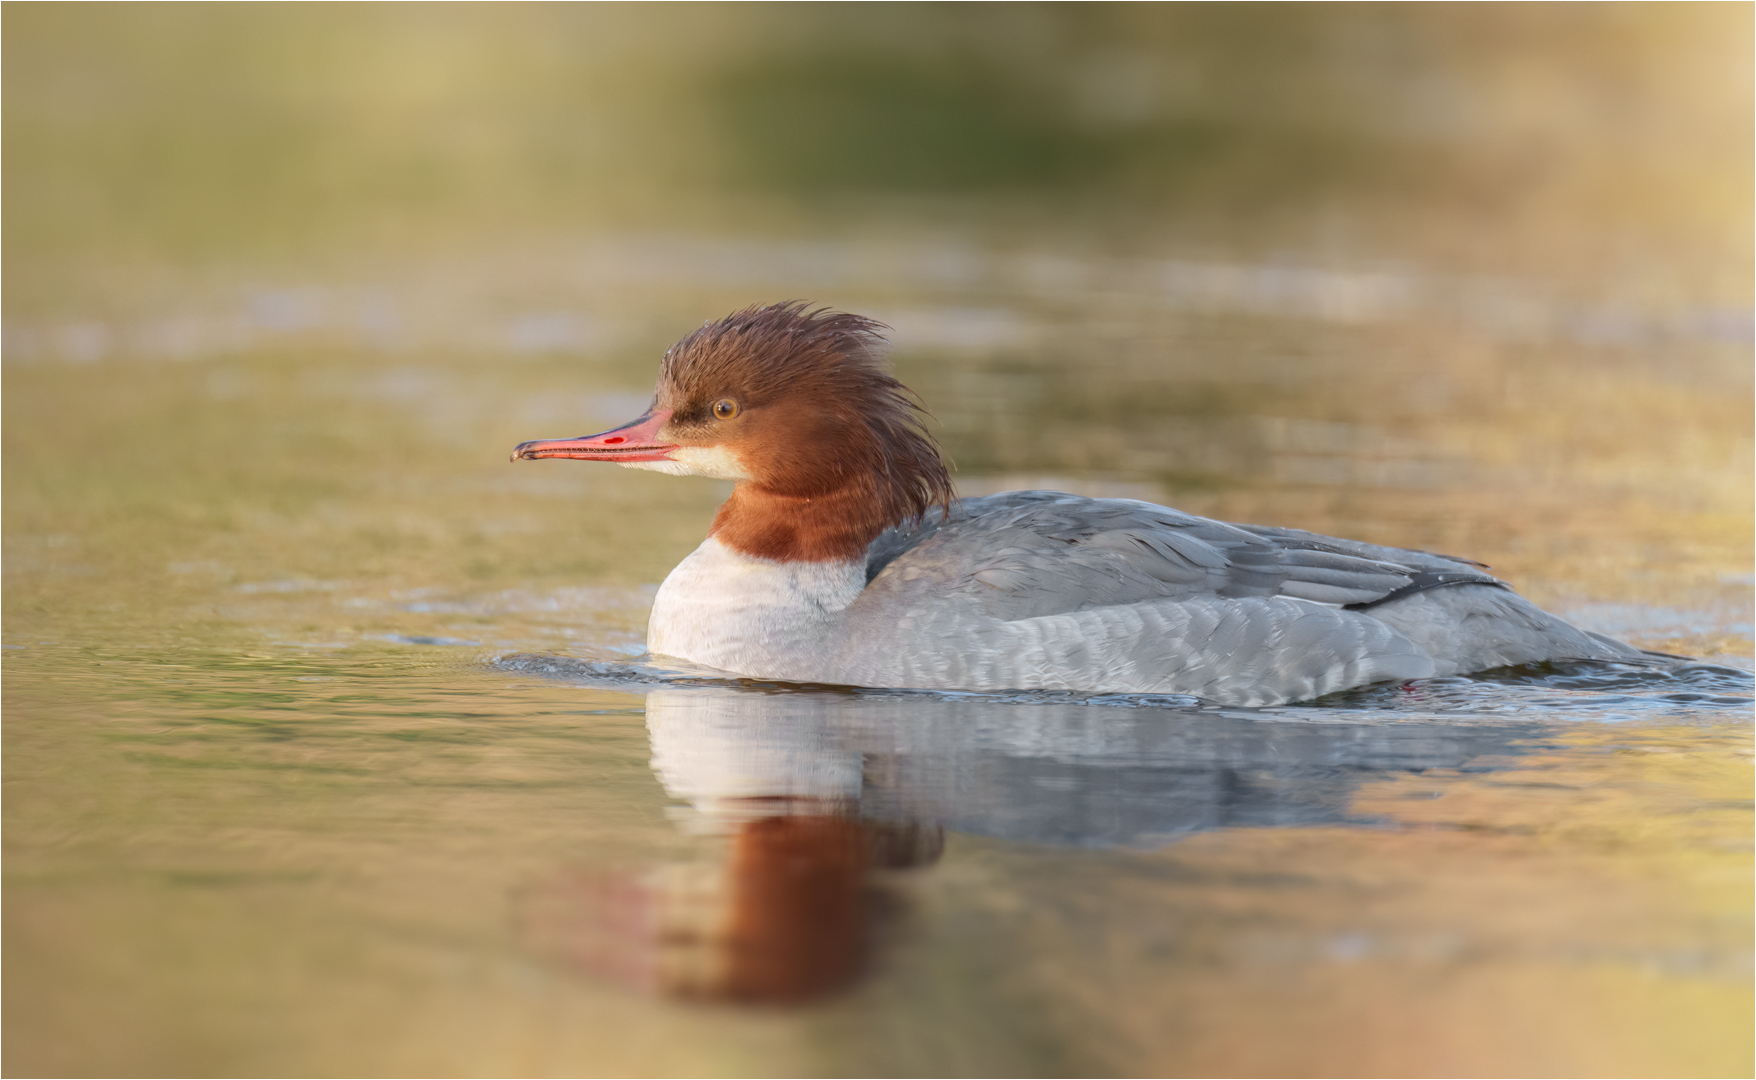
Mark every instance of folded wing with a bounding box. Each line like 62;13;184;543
865;490;1503;621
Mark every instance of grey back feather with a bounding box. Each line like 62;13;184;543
863;491;1500;621
835;491;1635;704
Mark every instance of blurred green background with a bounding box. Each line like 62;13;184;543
7;3;1750;291
6;1;1750;637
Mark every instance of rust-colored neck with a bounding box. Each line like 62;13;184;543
710;480;897;563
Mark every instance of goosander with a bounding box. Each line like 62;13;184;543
513;302;1638;706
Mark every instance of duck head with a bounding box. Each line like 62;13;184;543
513;302;954;562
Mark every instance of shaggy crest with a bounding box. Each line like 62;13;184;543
659;302;954;552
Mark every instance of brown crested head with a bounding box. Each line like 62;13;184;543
658;302;954;562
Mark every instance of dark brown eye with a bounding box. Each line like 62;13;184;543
711;399;740;420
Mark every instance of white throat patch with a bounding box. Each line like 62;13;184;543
622;445;752;481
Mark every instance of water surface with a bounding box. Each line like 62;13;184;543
6;7;1752;1077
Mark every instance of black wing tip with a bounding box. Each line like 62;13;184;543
1343;571;1509;612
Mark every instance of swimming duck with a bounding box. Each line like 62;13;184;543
513;302;1636;706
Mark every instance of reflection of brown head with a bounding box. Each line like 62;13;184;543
520;811;944;1004
716;815;870;1001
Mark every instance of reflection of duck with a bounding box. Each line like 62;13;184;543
643;687;1544;848
522;686;1541;1002
513;302;1638;706
520;807;936;1003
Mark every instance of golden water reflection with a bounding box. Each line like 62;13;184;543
502;676;1751;1078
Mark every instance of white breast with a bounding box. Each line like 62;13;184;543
647;537;867;681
